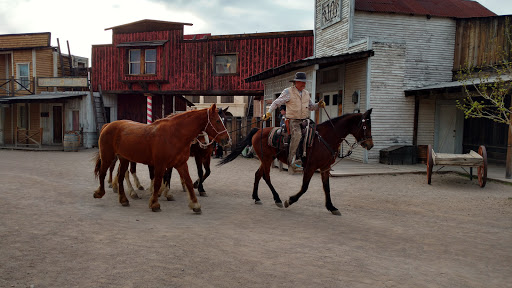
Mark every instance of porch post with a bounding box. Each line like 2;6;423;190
145;93;152;124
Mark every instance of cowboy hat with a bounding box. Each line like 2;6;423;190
289;72;310;82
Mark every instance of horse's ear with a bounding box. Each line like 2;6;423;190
210;103;217;112
224;106;229;113
366;108;373;115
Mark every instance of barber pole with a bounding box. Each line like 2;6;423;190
146;95;152;124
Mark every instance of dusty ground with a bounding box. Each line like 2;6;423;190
0;148;511;288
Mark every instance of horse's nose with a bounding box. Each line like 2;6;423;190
221;138;231;147
365;140;374;150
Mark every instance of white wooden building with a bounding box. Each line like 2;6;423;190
247;0;496;163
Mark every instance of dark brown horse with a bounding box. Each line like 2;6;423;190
218;109;373;215
94;104;231;213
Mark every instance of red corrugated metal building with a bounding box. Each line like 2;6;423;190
91;19;313;123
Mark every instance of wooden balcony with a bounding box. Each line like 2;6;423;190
0;77;35;97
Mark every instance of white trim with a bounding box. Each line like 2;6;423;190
16;62;30;90
364;37;373;163
311;64;319;120
349;0;355;44
32;49;36;78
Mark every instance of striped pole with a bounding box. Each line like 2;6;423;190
146;94;152;124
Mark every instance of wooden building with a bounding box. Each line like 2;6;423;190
247;0;500;164
0;32;91;148
91;19;314;144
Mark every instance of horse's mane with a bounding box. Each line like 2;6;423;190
151;109;205;125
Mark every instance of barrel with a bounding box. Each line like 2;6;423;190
63;133;79;152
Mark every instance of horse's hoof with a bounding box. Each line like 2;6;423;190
130;194;140;200
254;200;262;205
199;192;208;197
284;200;290;208
93;192;103;199
166;195;175;201
193;207;202;214
275;202;283;208
108;184;113;188
121;202;130;207
193;182;199;189
152;207;161;212
138;186;145;191
331;210;341;216
112;188;118;194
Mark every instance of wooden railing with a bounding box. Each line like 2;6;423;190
0;77;35;97
15;127;43;148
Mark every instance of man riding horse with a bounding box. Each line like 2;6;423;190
262;72;325;173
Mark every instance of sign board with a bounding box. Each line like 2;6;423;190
38;77;88;88
321;0;342;29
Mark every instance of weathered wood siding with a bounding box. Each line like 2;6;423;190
417;98;436;145
454;16;512;71
315;0;352;57
0;33;50;49
353;12;456;89
35;48;54;93
343;58;367;162
92;30;314;94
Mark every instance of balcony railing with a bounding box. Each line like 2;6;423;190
0;77;35;97
15;127;43;148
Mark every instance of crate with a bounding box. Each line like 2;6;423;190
379;145;417;165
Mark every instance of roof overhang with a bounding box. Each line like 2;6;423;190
404;74;512;97
245;50;374;83
117;40;168;48
0;92;87;103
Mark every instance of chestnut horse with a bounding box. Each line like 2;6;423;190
93;104;231;213
107;107;229;199
218;109;373;215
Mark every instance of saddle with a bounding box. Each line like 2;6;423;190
268;119;317;159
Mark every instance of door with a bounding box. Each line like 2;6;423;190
320;92;341;123
53;106;62;143
436;102;463;154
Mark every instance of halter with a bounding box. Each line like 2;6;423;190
196;108;230;148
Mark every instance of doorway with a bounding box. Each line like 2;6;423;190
320;92;341;123
435;101;463;154
53;106;62;143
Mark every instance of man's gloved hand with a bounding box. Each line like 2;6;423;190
318;99;326;108
262;112;272;121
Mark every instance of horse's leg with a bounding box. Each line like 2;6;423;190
130;162;144;190
94;155;115;199
320;170;340;215
284;168;315;210
261;161;283;208
117;158;130;207
148;167;163;212
124;169;140;199
193;155;207;197
252;166;263;204
108;157;116;188
175;163;201;214
161;168;175;201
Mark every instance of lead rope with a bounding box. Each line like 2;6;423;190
196;109;230;149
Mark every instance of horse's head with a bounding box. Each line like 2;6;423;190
205;104;232;147
353;108;374;150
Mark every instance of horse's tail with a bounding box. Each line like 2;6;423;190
93;152;101;179
218;127;259;166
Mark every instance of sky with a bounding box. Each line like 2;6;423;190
0;0;511;65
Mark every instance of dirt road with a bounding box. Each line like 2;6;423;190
0;149;511;288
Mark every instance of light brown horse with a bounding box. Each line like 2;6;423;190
93;104;231;213
219;109;373;215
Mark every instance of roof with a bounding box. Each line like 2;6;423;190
0;92;87;103
105;19;193;34
404;74;512;96
245;50;374;83
355;0;496;18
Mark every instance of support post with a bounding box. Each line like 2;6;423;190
506;119;511;179
145;93;152;124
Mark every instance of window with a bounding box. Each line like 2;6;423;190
128;48;157;75
18;104;28;129
145;49;156;74
221;96;234;103
129;49;141;75
17;63;30;90
214;54;237;75
203;96;217;103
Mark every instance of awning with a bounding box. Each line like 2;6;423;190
117;40;168;48
404;74;512;96
245;50;374;83
0;92;87;103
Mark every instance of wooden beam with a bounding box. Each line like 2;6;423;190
507;116;512;179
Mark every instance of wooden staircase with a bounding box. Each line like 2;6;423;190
91;84;107;133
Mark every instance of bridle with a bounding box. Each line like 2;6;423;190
196;109;231;149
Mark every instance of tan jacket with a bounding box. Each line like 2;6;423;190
286;86;311;119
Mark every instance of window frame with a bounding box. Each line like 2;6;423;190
144;49;157;75
213;53;238;76
16;63;30;90
128;49;141;75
